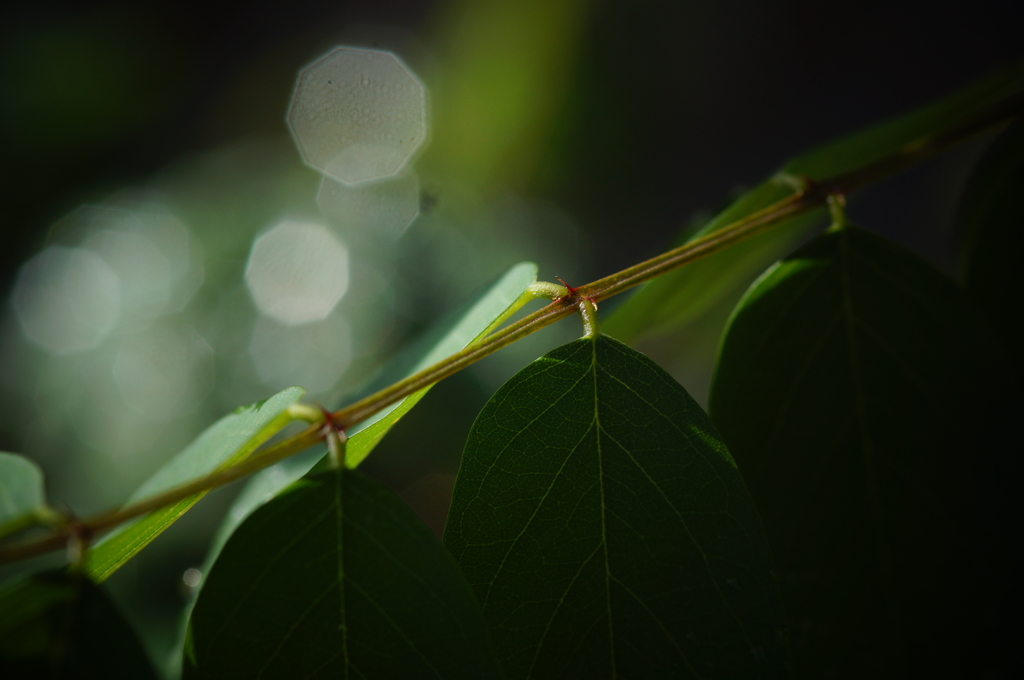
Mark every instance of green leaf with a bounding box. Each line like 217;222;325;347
0;453;46;538
444;334;785;679
171;264;535;674
205;262;537;568
606;64;1024;343
217;449;328;568
956;116;1024;377
83;386;305;583
167;447;327;680
709;226;1021;677
183;469;500;679
0;570;157;679
345;260;538;468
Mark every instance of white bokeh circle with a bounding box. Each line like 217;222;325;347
244;219;349;326
11;247;121;354
287;47;426;184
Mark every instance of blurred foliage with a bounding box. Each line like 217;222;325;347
421;0;589;189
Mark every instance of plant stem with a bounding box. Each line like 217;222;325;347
0;91;1020;567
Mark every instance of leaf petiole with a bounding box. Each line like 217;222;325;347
578;298;600;338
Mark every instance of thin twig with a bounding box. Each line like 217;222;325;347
1;90;1019;567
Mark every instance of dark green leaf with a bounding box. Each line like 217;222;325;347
166;447;326;680
956;116;1024;378
606;64;1024;343
709;226;1021;678
0;453;46;539
84;386;305;582
204;448;325;575
199;262;537;587
174;264;534;679
183;469;500;679
0;570;157;679
445;334;785;679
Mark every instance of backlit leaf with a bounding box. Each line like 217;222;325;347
207;262;538;567
709;226;1021;677
445;334;785;679
345;260;538;468
183;468;500;679
84;386;305;582
170;263;536;674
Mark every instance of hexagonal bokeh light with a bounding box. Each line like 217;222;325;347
46;203;204;323
317;170;420;239
85;229;171;316
287;47;426;184
11;247;121;354
244;219;349;326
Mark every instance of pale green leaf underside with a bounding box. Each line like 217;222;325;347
203;447;324;580
0;452;45;530
84;386;305;582
345;260;539;468
445;334;785;679
182;262;539;659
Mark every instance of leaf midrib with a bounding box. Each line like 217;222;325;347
593;336;617;680
597;341;751;665
838;229;892;587
526;337;741;679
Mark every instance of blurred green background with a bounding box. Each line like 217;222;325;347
1;0;1020;672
